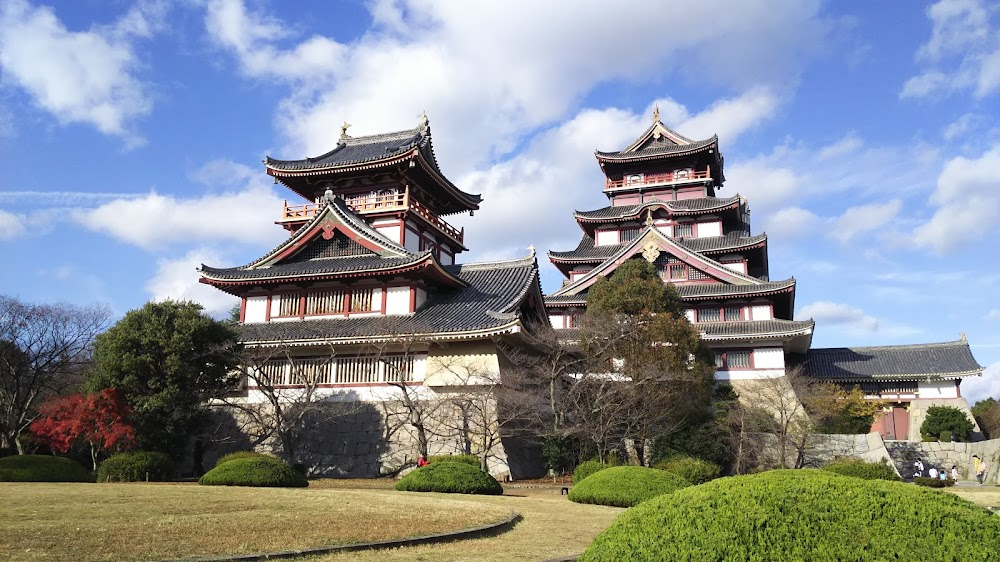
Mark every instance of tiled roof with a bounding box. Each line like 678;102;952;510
789;340;983;381
266;126;435;172
544;294;588;306
595;136;718;160
675;279;794;298
574;196;741;221
550;232;766;262
238;256;540;343
698;319;815;338
200;254;428;281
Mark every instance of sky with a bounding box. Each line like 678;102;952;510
1;0;998;401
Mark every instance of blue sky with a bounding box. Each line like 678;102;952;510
1;0;998;401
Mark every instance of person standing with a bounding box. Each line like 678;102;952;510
977;458;989;486
951;465;959;480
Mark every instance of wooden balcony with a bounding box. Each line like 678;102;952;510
279;187;464;245
605;167;711;190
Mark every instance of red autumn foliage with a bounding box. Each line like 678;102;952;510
30;388;136;467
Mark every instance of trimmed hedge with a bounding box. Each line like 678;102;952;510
395;462;502;495
215;450;270;467
98;451;174;482
822;457;901;481
0;454;93;482
569;466;691;508
915;476;956;488
654;456;721;484
427;454;480;468
582;469;1000;561
198;456;308;487
574;460;610;483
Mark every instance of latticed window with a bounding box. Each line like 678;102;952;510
854;381;917;395
286;232;372;261
620;227;640;242
247;354;416;387
699;307;721;322
724;307;742;321
715;350;752;369
673;223;693;237
669;264;687;280
306;290;345;315
277;294;300;317
290;357;334;385
350;290;374;312
255;360;288;386
688;269;709;280
699;306;742;322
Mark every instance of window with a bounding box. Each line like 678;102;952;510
247;354;416;387
306;290;345;315
350;290;374;312
620;227;640;242
669;264;687;280
697;306;743;322
715;350;752;370
277;294;300;317
673;223;693;237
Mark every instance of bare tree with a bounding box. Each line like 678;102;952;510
0;296;110;454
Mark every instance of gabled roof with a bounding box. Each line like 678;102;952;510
790;340;983;382
550;226;763;298
237;253;546;344
595;114;720;163
700;319;815;340
198;196;464;290
574;196;743;222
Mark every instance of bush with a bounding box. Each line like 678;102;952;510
574;460;610;483
940;430;953;442
395;462;502;495
822;457;901;481
654;456;721;484
198;456;307;487
922;434;939;442
97;451;174;482
915;476;956;488
0;454;93;482
427;454;480;468
582;470;1000;561
921;405;975;442
569;466;690;508
215;450;270;467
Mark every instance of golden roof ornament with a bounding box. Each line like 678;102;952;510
960;332;967;341
645;209;654;227
642;241;660;263
418;111;429;130
339;121;351;139
652;104;660;123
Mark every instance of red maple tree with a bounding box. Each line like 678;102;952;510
30;388;136;471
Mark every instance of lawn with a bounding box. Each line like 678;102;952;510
945;485;1000;508
0;482;515;561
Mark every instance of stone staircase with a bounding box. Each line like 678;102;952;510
885;441;924;480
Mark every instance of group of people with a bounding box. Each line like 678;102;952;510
912;459;958;481
912;456;991;485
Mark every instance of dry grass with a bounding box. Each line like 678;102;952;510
311;486;624;561
945;485;1000;508
0;482;511;562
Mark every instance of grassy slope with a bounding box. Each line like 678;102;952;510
0;482;512;561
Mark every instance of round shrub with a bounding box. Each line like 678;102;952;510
198;456;307;488
654;456;721;484
582;469;1000;561
915;476;956;488
921;405;975;442
98;451;174;482
214;450;270;467
822;457;901;481
427;454;480;468
569;466;690;508
0;454;92;482
574;460;610;483
395;462;502;495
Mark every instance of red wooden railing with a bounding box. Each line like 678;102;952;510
605;168;711;190
280;187;464;244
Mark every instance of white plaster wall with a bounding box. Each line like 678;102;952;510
684;309;695;322
596;230;619;246
415;287;427;310
549;314;563;329
244;296;268;323
385;286;411;315
722;262;747;273
425;341;501;386
403;224;421;253
715;369;786;381
376;225;402;244
754;347;785;369
751;305;772;321
918;380;960;399
698;221;722;237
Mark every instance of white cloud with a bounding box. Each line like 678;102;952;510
672;88;781;143
203;0;827;171
0;0;164;144
798;300;879;333
943;113;980;140
911;145;1000;253
725;161;801;215
0;209;27;240
765;206;820;239
988;309;1000;320
961;361;1000;404
818;133;863;160
902;0;1000;99
828;199;902;243
71;161;288;251
146;248;239;317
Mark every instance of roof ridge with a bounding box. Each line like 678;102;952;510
808;340;971;353
341;126;424;145
457;251;538;271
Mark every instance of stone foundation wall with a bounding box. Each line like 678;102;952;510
887;439;1000;482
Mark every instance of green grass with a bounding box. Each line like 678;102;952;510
0;455;93;482
568;466;690;507
198;456;308;487
395;462;502;495
582;469;1000;561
